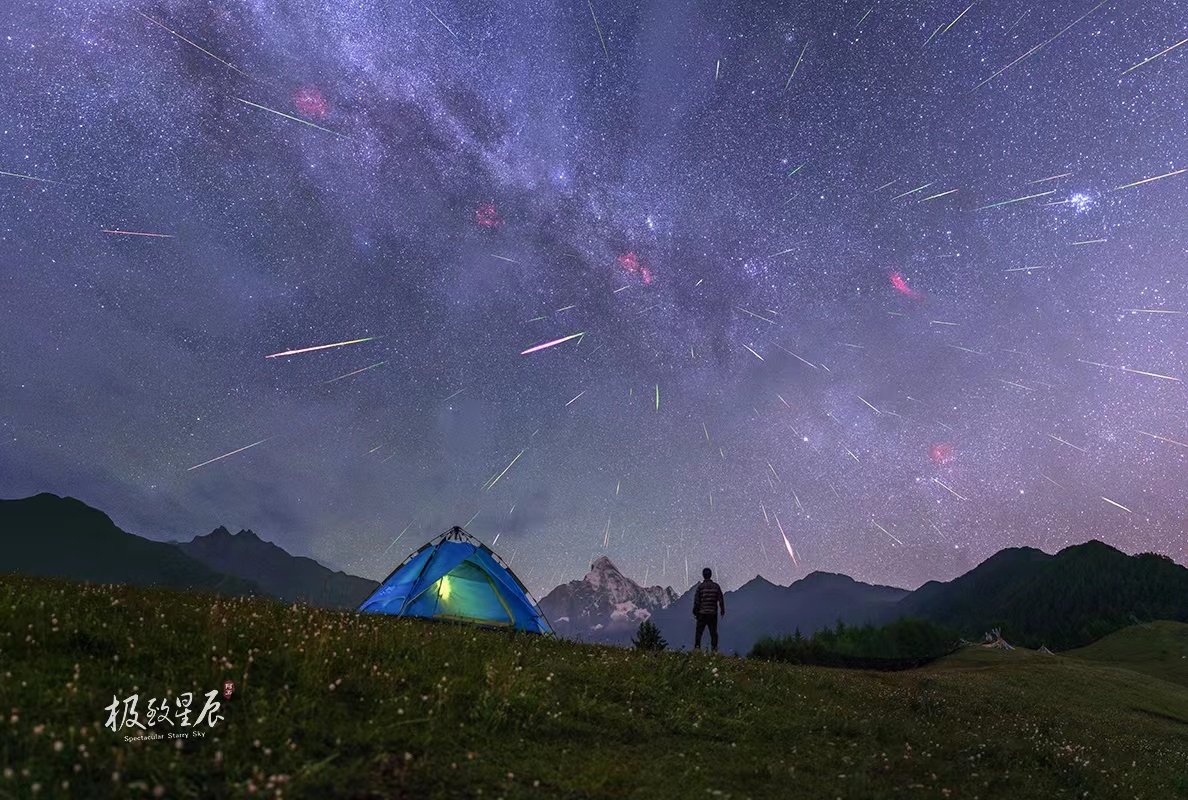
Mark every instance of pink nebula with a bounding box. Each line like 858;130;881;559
618;251;654;284
293;86;329;119
476;203;501;228
889;271;922;299
929;442;954;465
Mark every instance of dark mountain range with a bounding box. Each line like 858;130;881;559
0;494;375;609
0;493;262;598
177;526;378;609
649;571;909;655
5;494;1186;654
897;540;1188;649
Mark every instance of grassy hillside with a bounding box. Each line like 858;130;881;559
1063;620;1188;688
1;574;1187;799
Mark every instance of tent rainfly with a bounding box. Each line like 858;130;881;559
358;526;552;634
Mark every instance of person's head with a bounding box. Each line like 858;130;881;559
702;567;712;580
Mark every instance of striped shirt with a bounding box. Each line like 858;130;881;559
693;579;725;616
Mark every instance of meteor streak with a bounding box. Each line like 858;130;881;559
1112;168;1187;192
325;361;387;383
187;438;270;471
1122;36;1188;75
1040;474;1063;488
735;306;777;324
1124;309;1186;315
565;390;586;406
857;7;873;26
489;254;521;263
0;169;59;184
136;11;251;78
1138;431;1188;449
1047;434;1088;453
101;229;175;238
1122;367;1180;382
588;0;610;61
742;344;765;361
932;478;967;501
945;2;976;32
655;384;660;411
775;514;799;567
236;98;350;138
1004;265;1051;272
1071;239;1107;245
1101;496;1132;513
442;387;466;401
425;6;459;38
520;332;584;355
485;449;525;492
872;522;904;546
266;336;380;359
784;42;809;89
999;379;1033;391
976;190;1056;210
773;343;818;369
922;188;958;201
892;182;933;200
873;178;898;192
465;510;481;528
857;396;881;414
1028;172;1073;185
973;0;1111;91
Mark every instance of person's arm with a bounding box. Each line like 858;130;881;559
692;585;701;616
718;585;725;616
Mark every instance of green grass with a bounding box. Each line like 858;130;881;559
1063;620;1188;688
2;574;1187;799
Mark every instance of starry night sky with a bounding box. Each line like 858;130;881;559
2;0;1186;596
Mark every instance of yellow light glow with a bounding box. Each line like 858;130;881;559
437;576;451;601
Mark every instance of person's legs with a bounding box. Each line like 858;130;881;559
695;615;707;649
708;615;719;652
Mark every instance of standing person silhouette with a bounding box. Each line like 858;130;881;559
692;567;725;652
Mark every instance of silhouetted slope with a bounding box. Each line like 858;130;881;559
177;527;378;609
894;541;1188;649
649;571;908;655
0;493;261;597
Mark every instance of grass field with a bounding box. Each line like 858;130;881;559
1063;620;1188;689
1;574;1187;799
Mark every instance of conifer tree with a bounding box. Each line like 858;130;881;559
632;619;668;651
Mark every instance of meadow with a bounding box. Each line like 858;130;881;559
1;574;1187;799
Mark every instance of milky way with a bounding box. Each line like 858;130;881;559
2;0;1186;595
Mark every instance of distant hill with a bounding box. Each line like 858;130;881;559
177;526;378;609
648;571;909;655
895;540;1188;649
1062;620;1188;688
0;493;262;598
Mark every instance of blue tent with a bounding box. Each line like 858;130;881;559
358;526;552;634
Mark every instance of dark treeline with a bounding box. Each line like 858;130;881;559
907;545;1188;650
750;618;961;670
